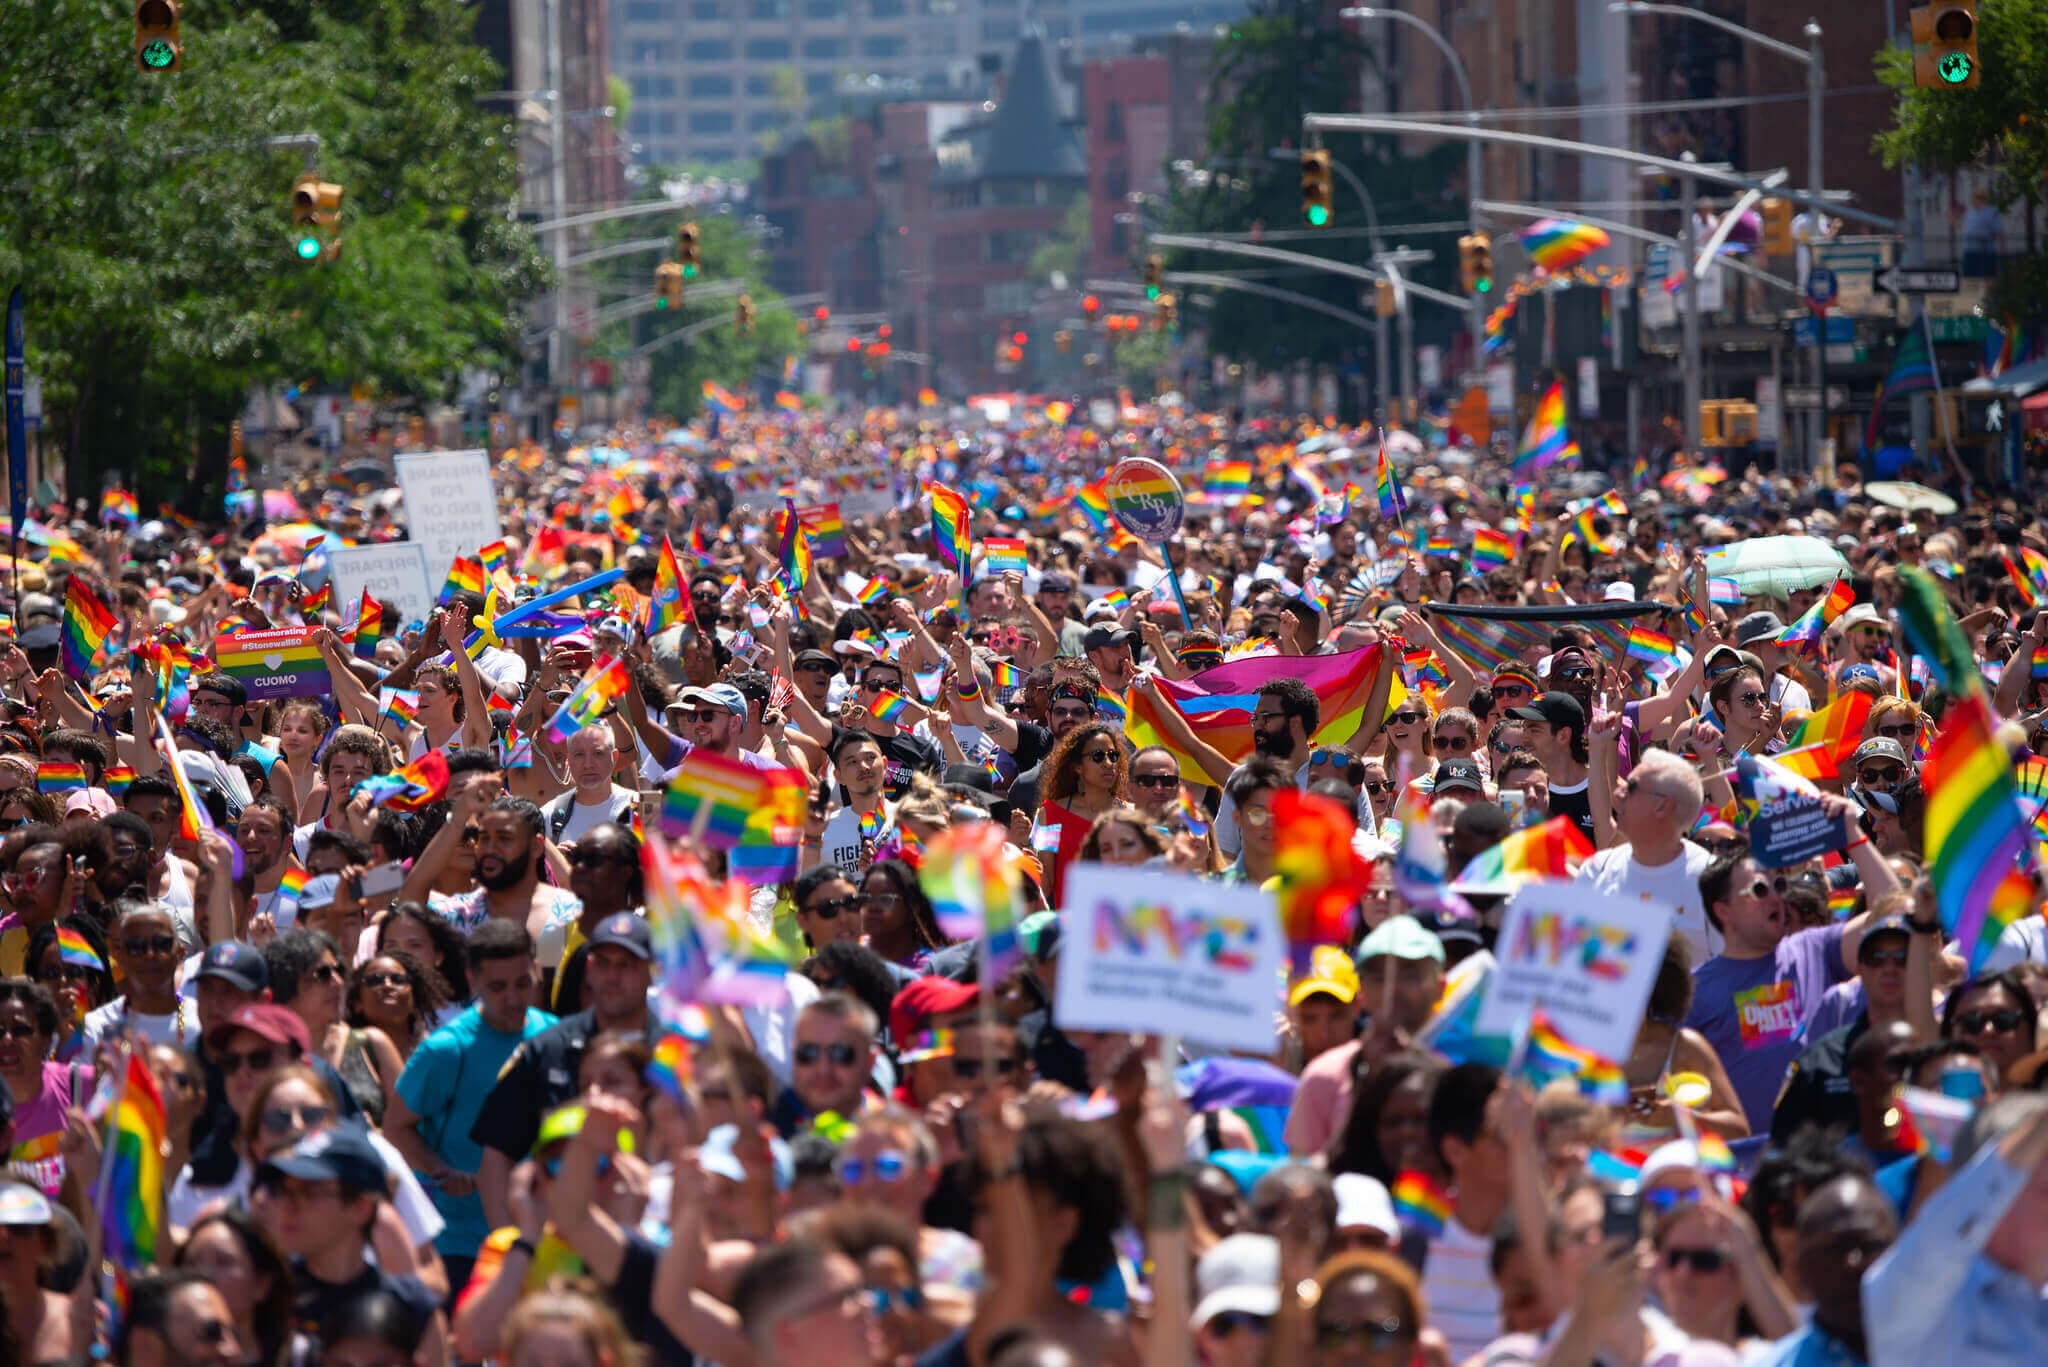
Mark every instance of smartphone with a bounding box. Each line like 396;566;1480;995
1498;789;1535;830
1602;1187;1642;1243
358;862;406;898
563;648;593;672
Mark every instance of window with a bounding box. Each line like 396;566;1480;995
623;0;666;20
802;37;844;59
1104;101;1123;141
684;39;734;59
750;0;789;16
689;74;736;97
689;112;736;133
869;0;906;14
690;0;727;15
805;0;845;14
629;76;677;98
749;112;784;131
744;38;792;59
628;111;654;136
746;74;778;96
805;71;836;96
861;34;906;57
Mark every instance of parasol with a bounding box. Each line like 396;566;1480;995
1702;535;1850;598
1863;481;1958;516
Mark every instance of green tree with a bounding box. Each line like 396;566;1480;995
1029;199;1092;282
0;0;546;499
1877;0;2048;319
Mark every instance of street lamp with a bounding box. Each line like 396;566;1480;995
1339;6;1485;377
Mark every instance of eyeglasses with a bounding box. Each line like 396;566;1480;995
1859;947;1908;967
861;891;904;910
459;827;481;844
37;963;94;984
121;935;178;957
951;1055;1020;1080
807;894;859;922
797;661;837;674
540;1152;615;1180
1049;706;1092;724
259;1103;334;1135
861;678;903;694
1433;733;1472;752
1209;1311;1271;1337
1735;690;1768;706
1083;749;1120;765
1133;773;1179;789
0;1022;38;1042
684;708;726;724
215;1047;277;1076
865;1286;926;1314
1875;723;1918;740
836;1150;909;1185
358;971;410;990
1954;1008;2028;1035
1388;710;1427;725
1309;749;1350;768
1662;1247;1728;1274
1313;1317;1409;1351
796;1041;862;1067
308;963;345;984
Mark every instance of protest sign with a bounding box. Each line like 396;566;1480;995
393;449;503;589
1055;866;1282;1053
212;626;331;701
1735;753;1848;868
1475;882;1672;1063
327;543;435;632
797;502;847;558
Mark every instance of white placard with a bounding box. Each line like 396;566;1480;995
1055;866;1283;1053
393;449;503;589
1474;882;1673;1063
1576;357;1600;418
327;543;436;633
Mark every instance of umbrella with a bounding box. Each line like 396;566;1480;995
1864;481;1958;516
1382;429;1425;458
1703;535;1850;598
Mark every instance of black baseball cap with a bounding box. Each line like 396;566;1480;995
1083;626;1138;653
196;940;268;993
588;912;653;961
1506;690;1587;732
1431;758;1487;796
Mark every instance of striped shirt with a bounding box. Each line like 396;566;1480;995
1421;1213;1502;1364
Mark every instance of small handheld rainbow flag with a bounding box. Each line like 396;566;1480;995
62;577;119;682
1925;692;2034;972
919;823;1024;981
796;503;847;559
929;482;971;569
277;867;311;909
1624;625;1678;666
773;498;813;595
1204;461;1252;501
1776;579;1854;649
1513;382;1579;475
1454;815;1593;891
99;1051;167;1271
661;749;770;849
866;689;914;724
1521;1009;1630;1105
56;927;103;972
1785;692;1872;769
103;765;137;797
1073;481;1112;532
438;556;485;605
378;687;420;729
356;750;450;813
36;762;87;794
646;1032;694;1105
350;592;384;660
1391;1170;1451;1237
1470;528;1515;573
543;656;631;744
101;488;140;526
1374;433;1405;523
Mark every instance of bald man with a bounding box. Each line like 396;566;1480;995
539;725;639;845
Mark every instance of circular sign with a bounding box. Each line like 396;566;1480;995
1805;267;1837;307
1105;457;1185;542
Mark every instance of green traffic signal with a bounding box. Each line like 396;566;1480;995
1145;285;1160;300
1306;205;1330;227
654;297;670;310
1475;278;1492;293
681;264;698;280
1938;51;1974;83
139;37;176;69
293;235;323;261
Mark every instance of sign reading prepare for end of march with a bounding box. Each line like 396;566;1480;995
393;449;503;590
326;543;436;634
1475;881;1673;1063
1054;865;1283;1054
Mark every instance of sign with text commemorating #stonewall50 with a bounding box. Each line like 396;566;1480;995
1476;882;1672;1064
393;449;502;589
1055;866;1282;1053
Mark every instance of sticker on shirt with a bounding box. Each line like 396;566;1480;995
1735;980;1800;1049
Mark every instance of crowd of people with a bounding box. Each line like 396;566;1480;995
0;399;2044;1367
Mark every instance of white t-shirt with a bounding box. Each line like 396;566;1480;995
1983;915;2047;974
1574;840;1718;963
168;1128;446;1248
1421;1213;1503;1365
82;998;200;1054
1769;673;1813;715
818;802;894;876
541;785;640;844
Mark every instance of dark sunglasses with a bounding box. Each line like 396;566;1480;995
1662;1247;1727;1274
259;1103;334;1135
358;971;411;989
1555;665;1595;682
1955;1008;2028;1035
1210;1311;1270;1337
1433;733;1472;752
1735;690;1768;706
0;1022;38;1042
1875;722;1917;739
1363;780;1395;796
1132;774;1179;789
1388;710;1427;725
1313;1318;1409;1351
121;935;178;957
1083;749;1120;764
1859;946;1908;967
805;895;857;921
796;1041;861;1067
951;1055;1020;1081
215;1047;277;1076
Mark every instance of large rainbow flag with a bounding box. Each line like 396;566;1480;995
1513;382;1579;474
1124;645;1385;785
1924;692;2034;972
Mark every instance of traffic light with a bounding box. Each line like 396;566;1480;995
735;294;755;335
1144;255;1163;301
1155;294;1177;330
846;337;862;352
1082;294;1100;321
1760;198;1794;255
135;0;182;73
1300;148;1334;228
677;223;702;279
653;261;683;309
289;174;343;263
1911;2;1979;88
814;305;830;323
878;323;892;340
1375;280;1396;318
1055;330;1072;355
1458;233;1494;294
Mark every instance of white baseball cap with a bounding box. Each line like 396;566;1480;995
1191;1233;1281;1329
1333;1173;1400;1242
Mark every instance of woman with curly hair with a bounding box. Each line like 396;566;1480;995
346;947;447;1065
374;901;471;1019
1036;721;1129;903
859;857;951;971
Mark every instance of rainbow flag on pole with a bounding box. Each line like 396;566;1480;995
62;577;119;681
1776;579;1854;649
1924;691;2035;972
542;656;631;744
1520;1008;1630;1104
661;749;770;849
1513;382;1578;475
99;1051;167;1271
929;482;971;569
1391;1170;1451;1236
1375;433;1405;523
920;822;1025;981
1453;815;1593;892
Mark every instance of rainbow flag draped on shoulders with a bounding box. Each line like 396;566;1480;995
1124;645;1386;786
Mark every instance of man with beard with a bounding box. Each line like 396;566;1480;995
234;797;301;931
468;912;655;1230
412;793;581;965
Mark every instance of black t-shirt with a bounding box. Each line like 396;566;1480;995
829;724;942;801
190;1053;364;1186
469;1009;657;1161
290;1261;439;1353
613;1232;698;1366
1008;718;1053;773
1546;780;1596;845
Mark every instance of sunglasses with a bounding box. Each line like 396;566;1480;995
1210;1311;1270;1337
797;661;837;674
1493;683;1533;700
540;1152;616;1180
1735;690;1768;706
1954;1008;2028;1035
259;1103;334;1136
37;963;94;983
1363;780;1395;796
1049;706;1092;723
1875;723;1917;739
0;1022;38;1042
1555;666;1595;682
865;1286;925;1314
1083;749;1120;764
1433;733;1472;752
308;964;345;984
951;1055;1020;1081
861;678;903;693
1388;711;1427;725
1858;766;1905;787
121;935;178;957
1662;1247;1728;1274
1745;876;1792;899
1133;774;1178;789
358;971;410;990
683;709;727;724
1308;749;1349;767
805;895;857;921
1313;1318;1409;1351
796;1041;861;1067
1859;946;1908;967
215;1047;277;1076
836;1150;909;1185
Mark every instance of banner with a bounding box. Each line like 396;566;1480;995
1736;752;1847;869
393;449;502;589
1475;882;1672;1063
212;626;331;701
1055;866;1282;1052
327;543;435;634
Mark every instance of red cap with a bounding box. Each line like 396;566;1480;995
205;1003;310;1058
888;975;979;1047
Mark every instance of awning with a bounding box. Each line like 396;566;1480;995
1964;354;2048;399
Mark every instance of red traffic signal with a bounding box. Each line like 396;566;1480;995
845;337;862;352
814;305;830;322
1082;294;1100;317
1012;331;1028;346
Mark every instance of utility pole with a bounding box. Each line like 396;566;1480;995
543;0;570;435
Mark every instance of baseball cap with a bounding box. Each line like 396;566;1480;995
1602;582;1637;602
206;1002;309;1056
890;975;980;1047
1701;644;1764;678
1733;610;1786;647
63;789;117;819
677;683;746;716
1019;909;1063;961
1191;1234;1281;1329
1333;1173;1400;1242
699;1123;793;1190
587;913;653;961
1082;597;1123;621
1083;626;1138;653
258;1121;388;1195
1840;663;1884;687
1354;914;1446;966
1038;571;1075;593
1859;909;1912;950
1289;944;1359;1007
1431;758;1486;797
1506;690;1587;733
1852;737;1910;768
0;1180;52;1227
793;649;837;670
196;940;269;994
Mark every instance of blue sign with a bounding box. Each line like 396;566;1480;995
1793;316;1854;348
1806;268;1838;306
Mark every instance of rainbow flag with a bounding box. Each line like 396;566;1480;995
1925;692;2033;972
1204;461;1252;501
1571;506;1619;555
2002;553;2039;608
1074;481;1112;532
1521;1009;1630;1105
644;835;796;1007
378;687;420;729
542;656;631;744
1785;692;1872;768
646;1032;694;1105
56;926;102;972
648;537;689;635
850;576;889;608
728;767;808;886
1513;382;1578;475
101;489;139;526
1425;529;1458;559
1624;625;1678;666
349;592;384;660
277;868;311;909
919;822;1024;980
62;577;119;682
438;556;485;605
1777;579;1854;649
867;689;913;724
1125;645;1387;785
1896;566;1982;696
774;391;803;412
1391;1170;1451;1237
1694;1130;1737;1173
357;750;450;813
1454;815;1593;891
982;537;1028;575
701;380;746;417
796;503;847;559
1375;433;1405;523
661;749;769;849
100;1052;167;1271
1094;688;1126;724
773;499;813;595
1272;789;1375;974
1517;219;1610;272
1770;742;1843;784
36;762;86;794
1470;528;1514;573
102;765;136;797
929;482;971;569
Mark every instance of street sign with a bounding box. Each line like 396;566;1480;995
1875;266;1961;296
1793;316;1854;348
1782;385;1849;410
1806;268;1838;307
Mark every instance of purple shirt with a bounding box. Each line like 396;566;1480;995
1686;923;1847;1129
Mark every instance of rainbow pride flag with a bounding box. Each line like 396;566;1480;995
542;656;631;744
1272;789;1375;974
729;767;808;886
1520;1008;1630;1105
661;749;769;849
1204;461;1252;501
647;1032;694;1104
101;488;139;526
56;926;102;972
774;499;813;595
1925;692;2033;972
1470;528;1514;572
1391;1170;1451;1236
1517;219;1610;272
62;577;119;682
1453;815;1592;892
797;503;846;559
1375;434;1405;523
1624;625;1678;666
101;1050;167;1271
438;556;485;605
919;822;1024;980
649;537;689;634
1785;691;1872;768
1074;481;1111;532
1513;382;1578;475
36;762;86;794
1777;579;1854;649
378;687;420;729
349;592;384;660
867;689;913;724
1125;645;1386;785
928;482;971;569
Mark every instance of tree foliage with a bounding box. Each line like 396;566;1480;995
0;0;547;497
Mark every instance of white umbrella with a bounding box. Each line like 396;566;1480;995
1864;481;1958;516
1703;535;1850;598
1383;429;1426;458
